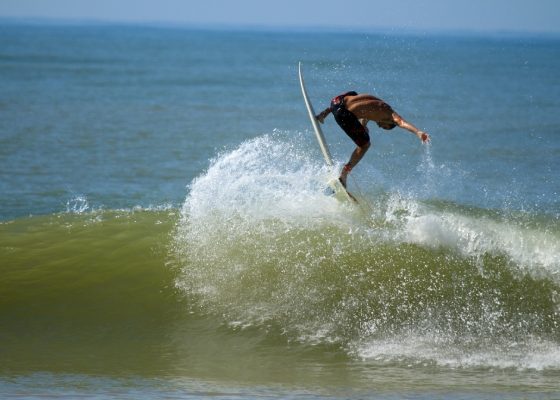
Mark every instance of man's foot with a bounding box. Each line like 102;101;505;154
339;163;352;188
338;175;347;188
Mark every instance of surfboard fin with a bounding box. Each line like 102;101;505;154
323;185;336;196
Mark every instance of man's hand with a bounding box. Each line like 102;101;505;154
418;131;430;143
315;108;330;124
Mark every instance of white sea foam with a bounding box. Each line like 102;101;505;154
396;202;560;281
182;133;560;284
65;195;90;214
354;333;560;371
182;133;357;228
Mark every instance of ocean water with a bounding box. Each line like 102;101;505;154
0;21;559;399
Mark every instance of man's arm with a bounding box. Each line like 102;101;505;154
359;118;370;134
315;107;331;124
392;112;430;143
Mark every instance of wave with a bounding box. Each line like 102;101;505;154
173;132;560;370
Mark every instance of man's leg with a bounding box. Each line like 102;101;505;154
339;141;370;187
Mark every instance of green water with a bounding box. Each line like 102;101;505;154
1;211;179;376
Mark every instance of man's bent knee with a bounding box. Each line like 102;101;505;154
359;141;371;151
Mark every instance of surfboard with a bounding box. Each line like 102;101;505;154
298;62;357;203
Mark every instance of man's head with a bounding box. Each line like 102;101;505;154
377;121;397;130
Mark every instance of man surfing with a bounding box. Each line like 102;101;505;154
316;92;430;187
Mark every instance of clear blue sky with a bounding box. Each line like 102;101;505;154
1;0;559;34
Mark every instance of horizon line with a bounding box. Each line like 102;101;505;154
1;16;559;39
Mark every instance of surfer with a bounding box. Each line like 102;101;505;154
316;92;430;187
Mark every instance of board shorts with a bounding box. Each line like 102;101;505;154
330;92;370;147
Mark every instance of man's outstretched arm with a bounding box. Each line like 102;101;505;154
315;107;331;124
392;112;430;143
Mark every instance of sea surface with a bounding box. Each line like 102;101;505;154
1;21;559;399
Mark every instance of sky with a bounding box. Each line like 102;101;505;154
1;0;559;34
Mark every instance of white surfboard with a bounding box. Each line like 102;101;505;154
298;62;357;203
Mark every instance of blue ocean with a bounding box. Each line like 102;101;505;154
0;21;559;399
